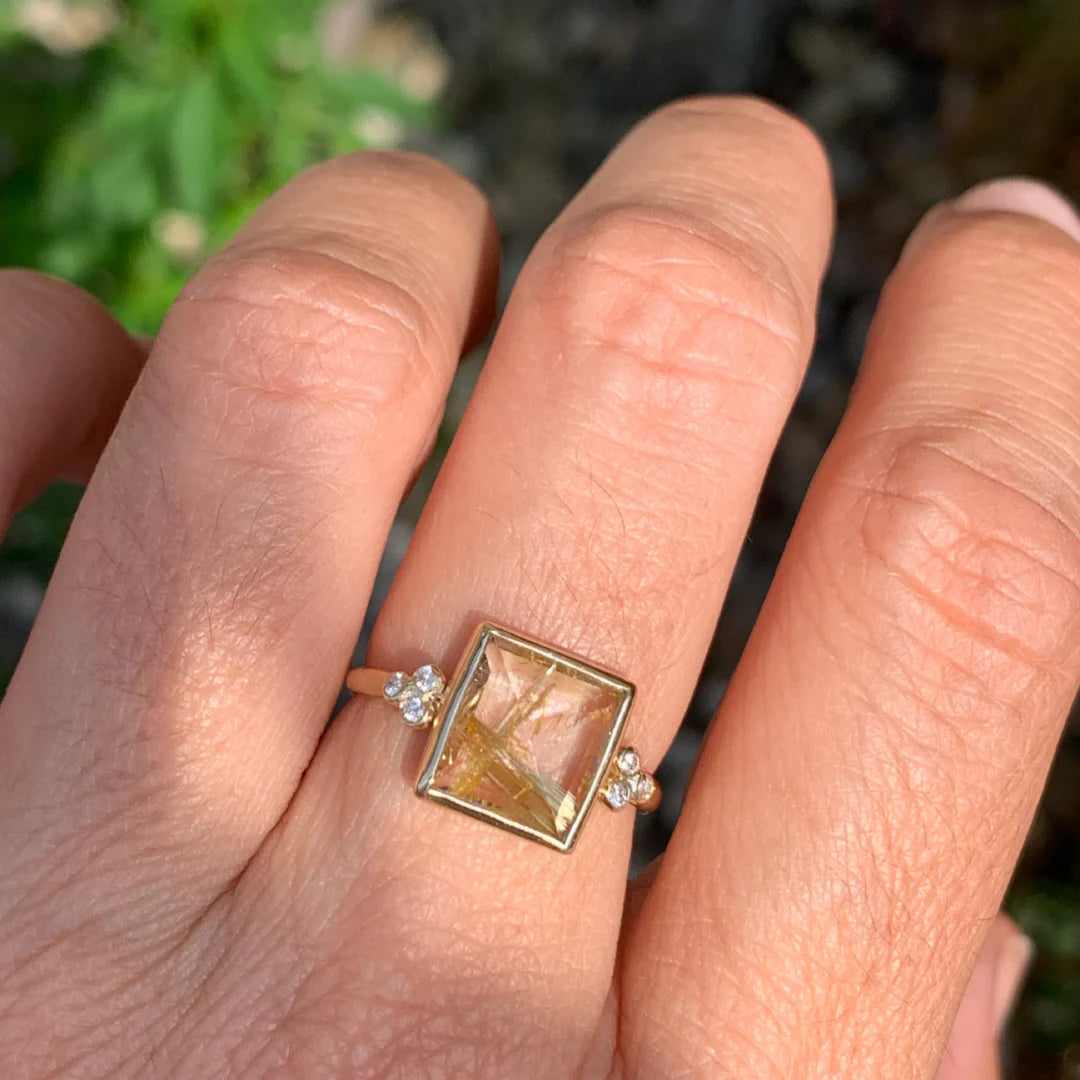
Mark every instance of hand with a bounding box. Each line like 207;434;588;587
1;97;1076;1080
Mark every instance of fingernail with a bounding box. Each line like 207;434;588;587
991;926;1034;1035
903;177;1080;262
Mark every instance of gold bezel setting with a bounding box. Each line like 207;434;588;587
414;622;635;853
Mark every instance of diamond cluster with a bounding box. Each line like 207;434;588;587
383;664;446;728
601;746;656;810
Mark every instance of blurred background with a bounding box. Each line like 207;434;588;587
1;0;1078;1074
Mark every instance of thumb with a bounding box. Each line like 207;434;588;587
937;914;1033;1080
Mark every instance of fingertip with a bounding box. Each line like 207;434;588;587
937;915;1033;1080
991;921;1034;1036
903;177;1080;265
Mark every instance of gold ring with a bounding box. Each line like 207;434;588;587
345;621;660;853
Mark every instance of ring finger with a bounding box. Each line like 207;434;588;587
236;97;834;1078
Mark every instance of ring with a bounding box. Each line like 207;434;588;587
345;622;660;853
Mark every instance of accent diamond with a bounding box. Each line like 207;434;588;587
383;672;409;701
400;695;428;726
604;778;631;809
616;747;640;776
631;773;656;804
413;664;445;694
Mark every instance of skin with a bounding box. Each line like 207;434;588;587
0;96;1077;1079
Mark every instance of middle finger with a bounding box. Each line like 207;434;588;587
1;151;496;903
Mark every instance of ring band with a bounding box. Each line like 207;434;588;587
345;621;660;853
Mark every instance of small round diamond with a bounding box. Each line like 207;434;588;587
383;671;409;701
400;695;428;726
616;747;640;777
632;773;656;804
413;664;445;694
604;778;631;809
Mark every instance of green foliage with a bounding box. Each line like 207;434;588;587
0;0;437;689
1010;885;1080;1057
0;0;435;333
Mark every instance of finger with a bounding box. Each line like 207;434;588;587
254;97;832;1075
0;153;497;903
624;180;1080;1078
0;270;146;523
937;914;1031;1080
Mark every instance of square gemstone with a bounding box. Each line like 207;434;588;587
416;624;634;852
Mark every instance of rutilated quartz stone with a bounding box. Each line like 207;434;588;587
419;626;632;849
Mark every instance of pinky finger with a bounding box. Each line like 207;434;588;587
937;914;1032;1080
0;270;146;524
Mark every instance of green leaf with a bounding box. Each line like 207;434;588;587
209;187;274;247
218;11;276;117
40;235;102;281
95;78;170;139
86;140;158;227
168;67;220;213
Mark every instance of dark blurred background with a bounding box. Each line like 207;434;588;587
1;1;1078;1075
